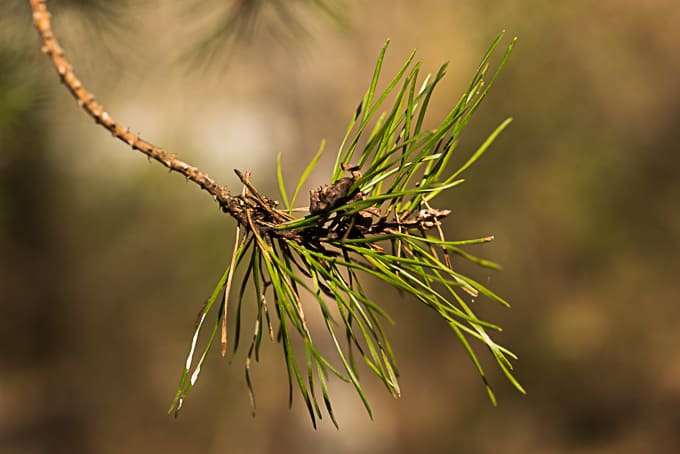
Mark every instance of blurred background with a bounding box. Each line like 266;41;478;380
2;0;680;452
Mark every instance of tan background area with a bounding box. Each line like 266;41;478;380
2;1;679;452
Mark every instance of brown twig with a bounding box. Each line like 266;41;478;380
28;0;449;246
28;0;237;214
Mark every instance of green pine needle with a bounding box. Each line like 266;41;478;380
170;31;524;426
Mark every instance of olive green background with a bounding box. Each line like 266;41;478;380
2;1;679;452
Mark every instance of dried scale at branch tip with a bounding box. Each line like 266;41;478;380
27;0;523;429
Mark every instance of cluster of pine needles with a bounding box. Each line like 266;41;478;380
170;32;525;427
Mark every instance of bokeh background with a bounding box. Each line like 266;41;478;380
2;0;680;453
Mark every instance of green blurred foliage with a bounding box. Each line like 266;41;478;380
2;0;679;453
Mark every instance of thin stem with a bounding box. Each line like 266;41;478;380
28;0;237;214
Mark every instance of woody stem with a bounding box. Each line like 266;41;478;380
28;0;239;215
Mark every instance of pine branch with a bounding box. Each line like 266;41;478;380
29;0;525;429
169;35;524;426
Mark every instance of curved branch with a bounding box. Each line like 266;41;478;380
28;0;236;213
